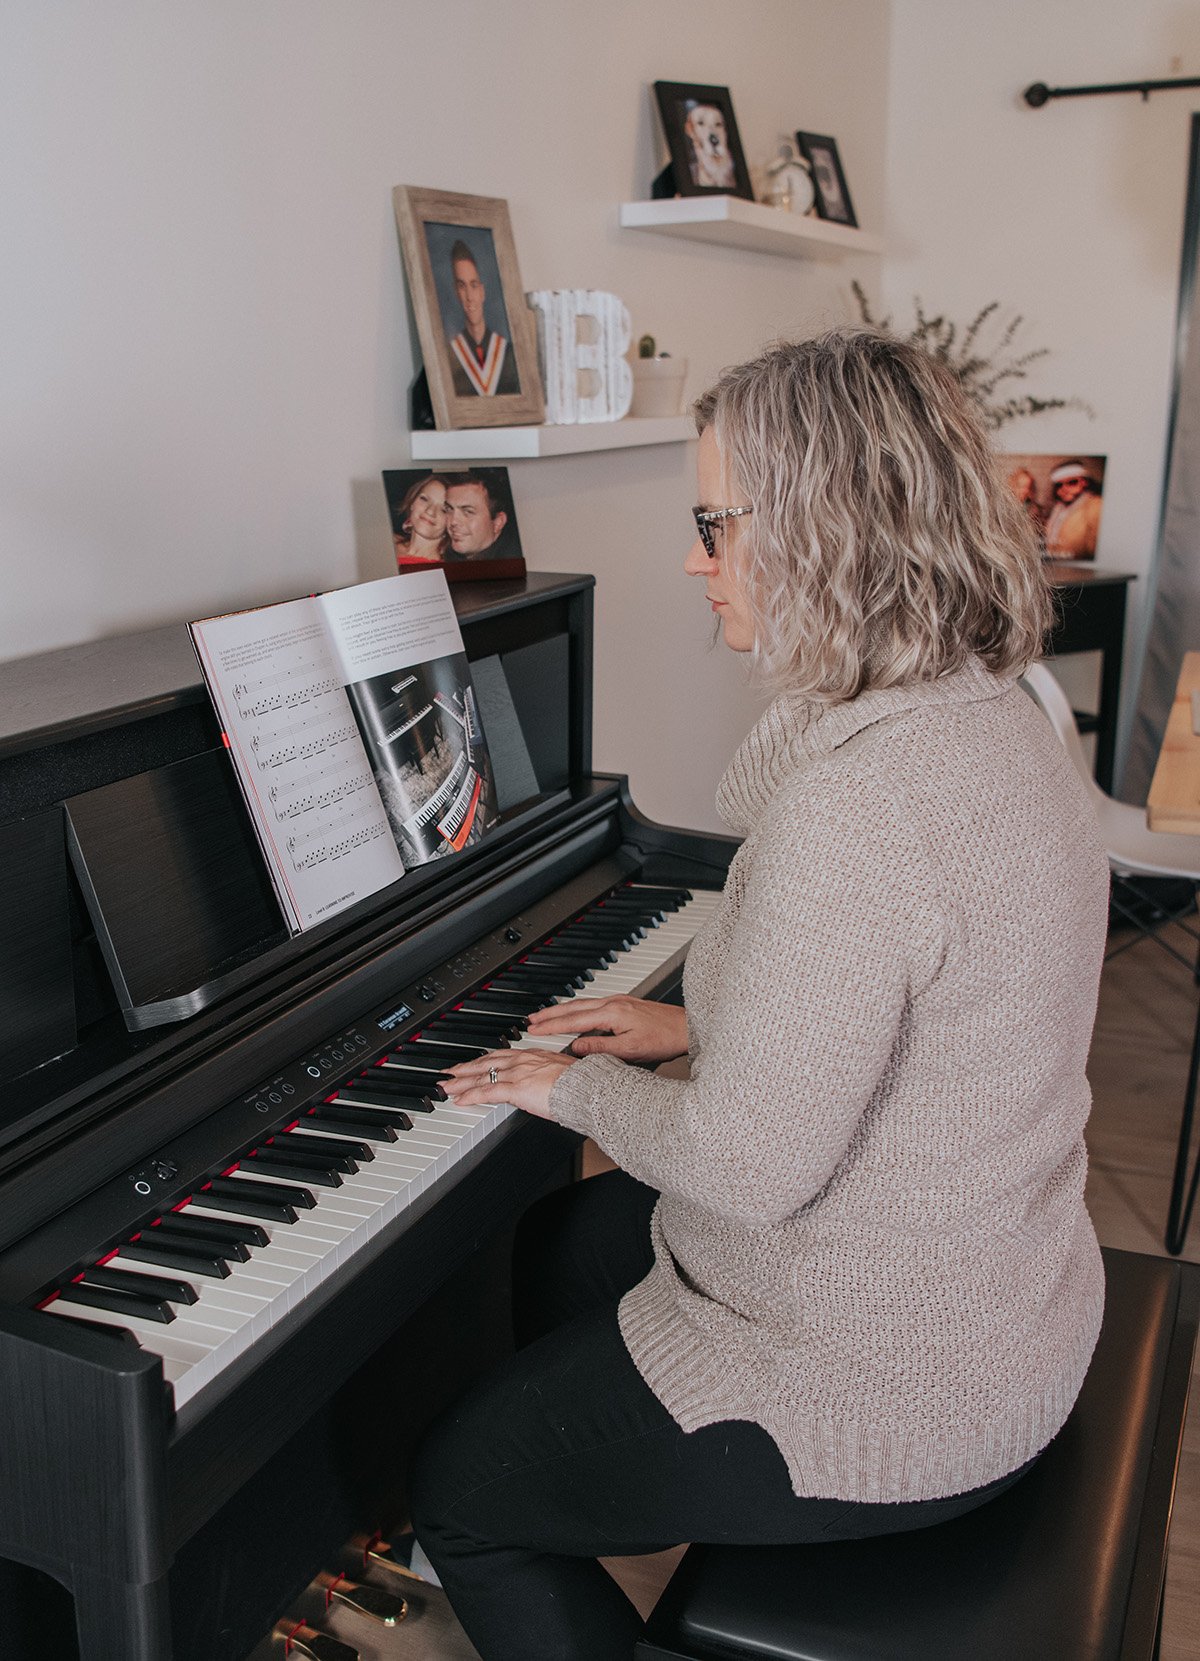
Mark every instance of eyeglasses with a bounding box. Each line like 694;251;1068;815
692;505;752;558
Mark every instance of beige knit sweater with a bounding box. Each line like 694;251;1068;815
548;659;1110;1503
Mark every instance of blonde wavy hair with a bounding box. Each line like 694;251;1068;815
694;329;1051;700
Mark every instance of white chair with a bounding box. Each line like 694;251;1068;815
1021;661;1200;1254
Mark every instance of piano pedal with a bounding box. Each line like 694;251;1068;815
272;1618;360;1661
358;1531;434;1586
317;1569;408;1627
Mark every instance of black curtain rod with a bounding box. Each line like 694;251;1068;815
1025;76;1200;107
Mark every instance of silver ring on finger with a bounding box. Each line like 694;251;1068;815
488;1066;498;1086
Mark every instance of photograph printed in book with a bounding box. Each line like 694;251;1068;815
344;654;494;867
393;185;545;432
652;81;754;200
383;465;526;582
1002;454;1106;560
189;571;497;933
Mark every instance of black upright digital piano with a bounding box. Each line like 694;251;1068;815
0;572;735;1661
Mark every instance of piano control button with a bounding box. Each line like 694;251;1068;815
272;1622;359;1661
305;1107;404;1140
248;1148;347;1187
317;1571;407;1626
119;1240;233;1278
57;1281;177;1323
81;1265;199;1306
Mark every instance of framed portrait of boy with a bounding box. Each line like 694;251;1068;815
393;186;545;431
653;82;754;201
383;465;526;583
795;132;857;227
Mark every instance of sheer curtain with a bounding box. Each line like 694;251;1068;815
1123;114;1200;802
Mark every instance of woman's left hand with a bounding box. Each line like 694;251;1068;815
440;1049;579;1120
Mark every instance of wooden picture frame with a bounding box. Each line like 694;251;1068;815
653;81;754;201
393;185;545;431
794;132;857;227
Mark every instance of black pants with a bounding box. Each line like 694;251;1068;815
408;1170;1031;1661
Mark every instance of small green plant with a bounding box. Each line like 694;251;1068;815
850;280;1093;431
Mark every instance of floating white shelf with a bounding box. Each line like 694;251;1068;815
409;415;694;462
619;196;882;260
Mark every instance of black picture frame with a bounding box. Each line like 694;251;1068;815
653;81;754;201
795;131;857;227
382;465;526;583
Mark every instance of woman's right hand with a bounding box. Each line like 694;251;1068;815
525;996;689;1065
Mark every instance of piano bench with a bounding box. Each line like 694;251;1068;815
635;1247;1199;1661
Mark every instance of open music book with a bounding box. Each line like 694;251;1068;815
190;571;496;932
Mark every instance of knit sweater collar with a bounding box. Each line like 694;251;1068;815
716;657;1009;832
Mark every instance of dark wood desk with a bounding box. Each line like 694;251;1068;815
1044;564;1136;794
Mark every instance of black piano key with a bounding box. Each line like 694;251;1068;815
155;1212;268;1249
120;1239;233;1278
81;1264;199;1306
57;1280;176;1324
434;1012;524;1036
408;1033;502;1053
306;1107;405;1140
388;1048;484;1070
361;1070;449;1099
332;1086;435;1114
458;993;549;1015
246;1147;345;1187
283;1129;373;1164
404;1038;491;1059
621;885;690;908
488;972;582;993
531;945;618;965
202;1178;304;1222
556;922;643;946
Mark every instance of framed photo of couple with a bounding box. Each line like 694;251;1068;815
394;185;545;432
383;466;526;583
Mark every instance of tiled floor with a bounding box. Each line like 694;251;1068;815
253;921;1200;1658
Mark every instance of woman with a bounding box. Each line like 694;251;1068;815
393;472;450;565
412;330;1110;1661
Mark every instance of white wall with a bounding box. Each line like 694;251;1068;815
882;0;1200;786
0;0;890;833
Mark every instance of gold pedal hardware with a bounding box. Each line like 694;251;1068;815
317;1569;408;1626
361;1533;424;1582
272;1620;359;1661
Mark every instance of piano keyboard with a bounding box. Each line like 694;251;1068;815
39;883;722;1410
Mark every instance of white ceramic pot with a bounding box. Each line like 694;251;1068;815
630;357;688;418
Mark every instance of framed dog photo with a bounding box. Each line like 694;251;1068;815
794;132;857;226
393;186;545;431
383;466;526;583
653;82;754;200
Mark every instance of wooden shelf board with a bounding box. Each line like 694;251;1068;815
409;416;694;462
619;196;882;259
